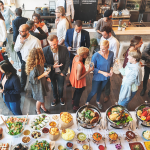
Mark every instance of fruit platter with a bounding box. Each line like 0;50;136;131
106;104;133;128
136;101;150;127
30;114;50;130
76;104;101;129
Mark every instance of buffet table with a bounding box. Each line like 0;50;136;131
0;112;149;150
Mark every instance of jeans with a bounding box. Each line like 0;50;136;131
104;78;110;96
3;95;22;115
21;60;27;89
86;80;108;103
73;87;85;107
17;51;22;64
97;38;100;45
142;66;150;90
51;73;65;100
118;90;137;108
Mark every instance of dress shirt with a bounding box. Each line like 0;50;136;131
14;34;42;62
101;35;119;62
73;30;81;48
52;51;61;73
1;7;15;30
0;19;7;42
56;0;74;19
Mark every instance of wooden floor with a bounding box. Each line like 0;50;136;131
0;73;150;115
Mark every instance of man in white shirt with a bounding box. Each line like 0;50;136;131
55;6;69;45
56;0;74;23
14;24;42;92
101;26;120;102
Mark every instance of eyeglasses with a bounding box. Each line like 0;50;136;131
18;30;26;33
55;11;60;13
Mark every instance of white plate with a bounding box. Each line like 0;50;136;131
0;115;5;125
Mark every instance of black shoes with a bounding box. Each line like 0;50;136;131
140;89;146;96
51;98;65;106
51;99;57;106
60;98;65;106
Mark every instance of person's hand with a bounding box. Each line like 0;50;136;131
0;42;3;47
20;37;26;44
47;78;51;82
53;62;63;68
68;47;72;51
60;73;64;76
102;72;111;77
13;42;15;45
0;89;4;93
34;23;40;28
55;18;59;25
110;69;113;76
71;19;73;22
88;65;94;72
43;71;50;77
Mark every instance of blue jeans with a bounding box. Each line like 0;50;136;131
118;86;137;108
86;80;108;103
51;73;65;100
3;95;22;115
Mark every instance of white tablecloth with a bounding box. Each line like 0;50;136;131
0;111;149;150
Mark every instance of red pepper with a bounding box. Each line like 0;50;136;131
141;111;148;117
108;112;111;116
146;116;150;121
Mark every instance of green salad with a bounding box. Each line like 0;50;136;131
7;122;23;135
30;140;50;150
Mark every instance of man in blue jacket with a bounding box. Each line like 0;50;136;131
65;20;90;86
12;8;28;70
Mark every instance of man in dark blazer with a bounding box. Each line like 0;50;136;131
65;20;90;86
12;8;28;67
43;35;70;107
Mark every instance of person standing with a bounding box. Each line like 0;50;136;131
0;60;22;115
85;40;114;109
70;47;94;111
14;24;42;92
55;6;70;45
101;26;119;102
43;35;70;106
140;43;150;96
118;50;142;108
56;0;74;23
26;48;50;114
96;9;113;44
32;13;48;48
12;8;28;71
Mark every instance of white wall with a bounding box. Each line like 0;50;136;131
15;0;56;10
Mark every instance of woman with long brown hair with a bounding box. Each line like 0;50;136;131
123;36;143;68
26;48;50;114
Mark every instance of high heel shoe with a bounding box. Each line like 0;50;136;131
41;107;50;114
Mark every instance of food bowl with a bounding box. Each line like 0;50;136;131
49;121;57;127
76;104;101;129
61;128;75;141
58;145;65;150
23;129;30;136
66;141;73;149
49;127;60;141
77;132;86;142
142;130;150;141
31;130;42;139
82;144;89;150
125;131;136;142
22;136;31;144
93;132;102;142
41;127;49;135
108;131;118;143
98;145;105;150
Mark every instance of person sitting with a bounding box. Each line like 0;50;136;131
26;48;50;114
101;26;119;102
123;36;143;68
70;47;94;111
43;35;70;106
26;20;47;40
85;40;114;109
141;43;150;97
65;20;90;86
32;13;48;48
0;60;22;115
118;50;142;108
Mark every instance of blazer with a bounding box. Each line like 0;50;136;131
12;16;28;42
65;28;90;48
43;45;70;79
1;73;21;102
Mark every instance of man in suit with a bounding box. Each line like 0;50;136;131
65;20;90;86
12;8;28;70
43;35;70;106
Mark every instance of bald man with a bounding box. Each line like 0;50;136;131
14;24;42;92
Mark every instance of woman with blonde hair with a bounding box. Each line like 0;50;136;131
55;6;71;45
118;49;142;108
85;40;114;109
26;48;50;114
70;47;94;111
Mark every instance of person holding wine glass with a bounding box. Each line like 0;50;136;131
85;40;114;109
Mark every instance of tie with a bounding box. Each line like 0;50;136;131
74;33;78;48
64;0;67;13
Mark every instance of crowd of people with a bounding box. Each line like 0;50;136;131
0;0;150;116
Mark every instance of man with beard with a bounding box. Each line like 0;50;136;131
100;26;119;102
14;24;41;92
43;35;69;106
